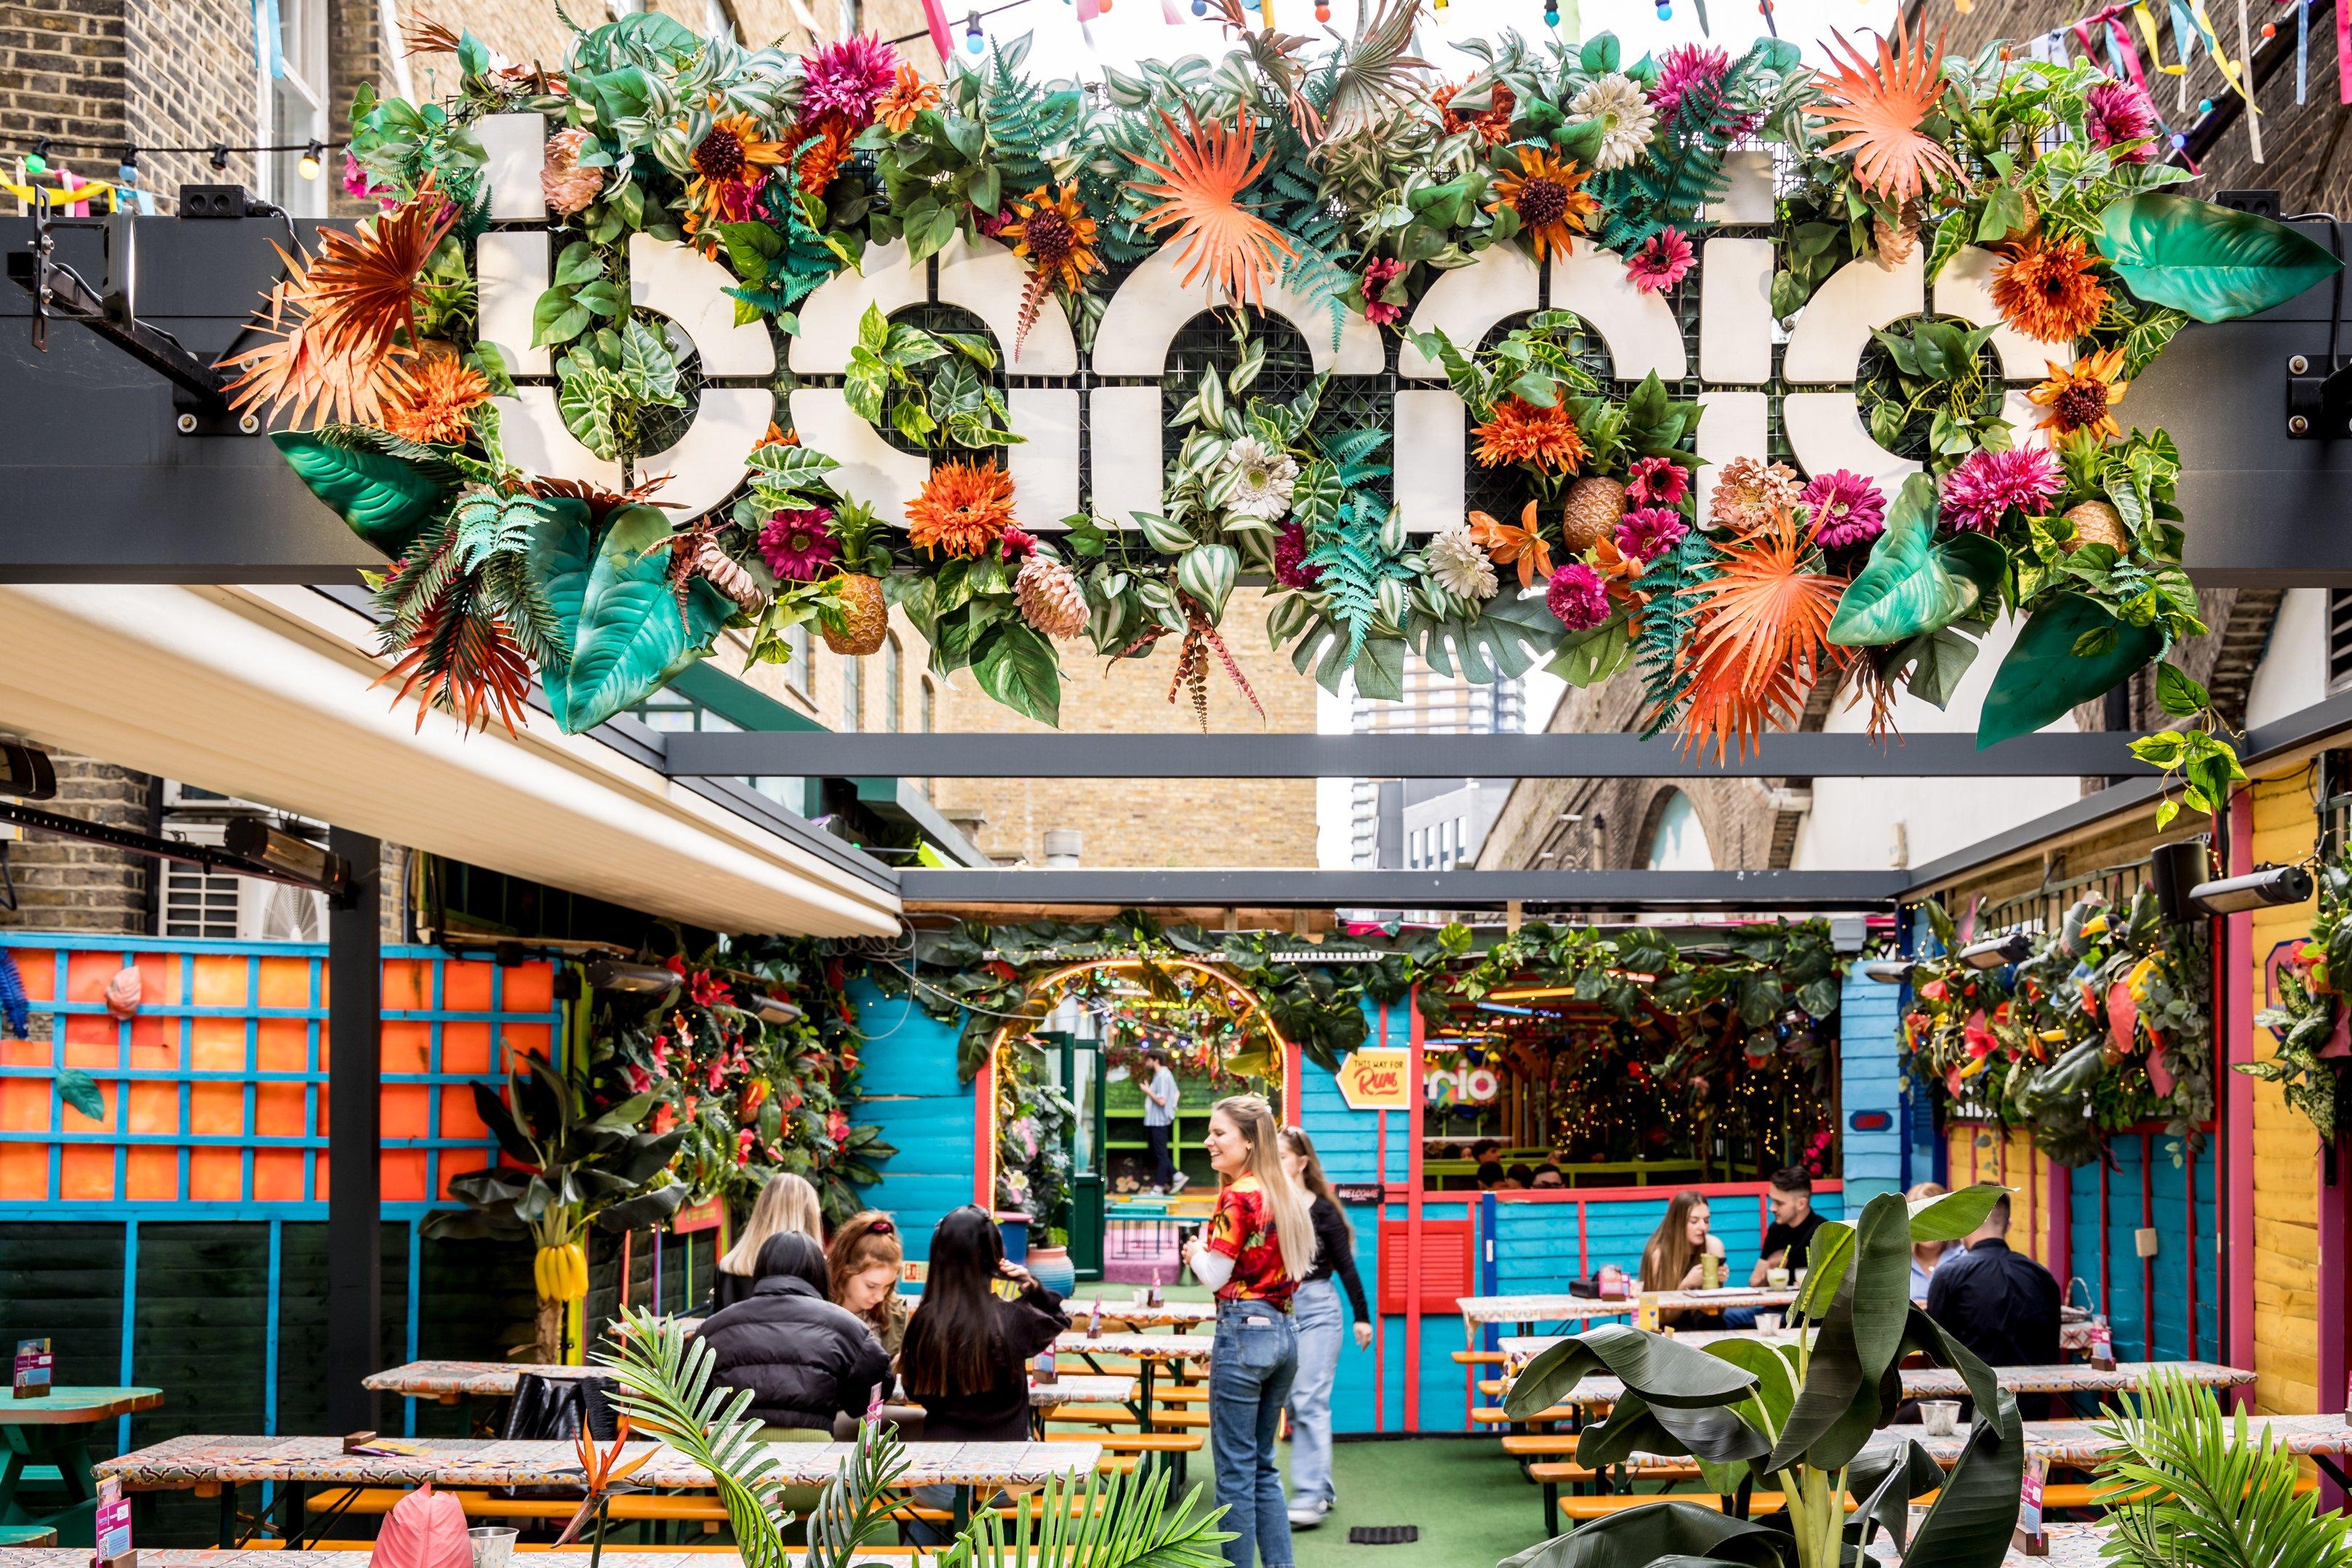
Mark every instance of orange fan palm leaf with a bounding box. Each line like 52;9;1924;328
1129;110;1295;307
1807;20;1965;205
1667;508;1850;763
224;176;455;427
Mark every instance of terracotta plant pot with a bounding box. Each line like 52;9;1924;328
1026;1244;1077;1298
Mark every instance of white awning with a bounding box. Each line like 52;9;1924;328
0;584;902;937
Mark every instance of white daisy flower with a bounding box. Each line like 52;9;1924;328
1224;436;1301;522
1571;73;1657;172
1425;520;1499;601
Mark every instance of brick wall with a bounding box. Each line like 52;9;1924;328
0;735;152;936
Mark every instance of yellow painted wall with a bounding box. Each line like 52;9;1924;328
2247;771;2324;1414
1942;1124;2056;1267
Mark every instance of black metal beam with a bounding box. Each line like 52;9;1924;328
898;867;1910;910
664;730;2156;780
325;826;382;1437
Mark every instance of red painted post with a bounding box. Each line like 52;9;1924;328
1405;987;1425;1434
2223;788;2256;1402
973;1057;994;1209
1576;1199;1588;1278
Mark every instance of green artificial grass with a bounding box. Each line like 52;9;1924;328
1245;1437;1550;1568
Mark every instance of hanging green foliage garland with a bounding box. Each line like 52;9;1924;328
1894;887;2214;1165
244;8;2332;758
2248;844;2351;1142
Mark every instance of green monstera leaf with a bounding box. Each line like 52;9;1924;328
1978;594;2165;748
1827;475;1980;646
273;430;454;554
540;505;731;734
2096;193;2343;324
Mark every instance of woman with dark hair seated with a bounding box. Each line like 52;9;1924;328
898;1206;1070;1542
699;1231;891;1440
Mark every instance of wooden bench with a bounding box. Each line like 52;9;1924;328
1042;1404;1209;1430
1477;1404;1579;1426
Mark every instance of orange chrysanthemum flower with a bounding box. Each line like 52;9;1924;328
1488;146;1599;263
1001;184;1099;355
2027;344;2131;441
1990;232;2111;344
876;63;942;134
1131;110;1295;306
794;119;855;196
381;347;489;445
908;459;1017;558
1473;396;1586;473
1433;79;1515;145
223;176;455;427
1668;507;1850;763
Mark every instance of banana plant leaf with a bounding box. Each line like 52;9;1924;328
273;430;455;554
1896;1310;2024;1568
1827;477;1979;646
539;504;733;734
1574;1390;1772;1467
1846;1437;1946;1556
595;1182;691;1231
2096;192;2343;324
1499;1500;1794;1568
1977;595;2165;748
1691;1337;1802;1496
1505;1323;1759;1418
1908;1182;2006;1241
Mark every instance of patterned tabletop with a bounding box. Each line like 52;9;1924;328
362;1363;1134;1410
1054;1331;1210;1362
91;1435;1099;1493
1025;1375;1137;1408
1898;1413;2352;1469
0;1387;164;1426
1865;1523;2107;1567
1061;1299;1215;1328
1457;1289;1799;1326
1492;1341;2252;1403
1496;1320;2096;1354
0;1555;934;1568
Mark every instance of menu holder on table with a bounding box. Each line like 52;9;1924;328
94;1475;134;1568
14;1336;53;1397
2013;1452;2047;1556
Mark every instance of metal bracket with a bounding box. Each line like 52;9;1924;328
6;205;255;435
2285;352;2352;439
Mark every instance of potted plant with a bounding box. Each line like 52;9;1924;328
1028;1226;1077;1297
1502;1183;2020;1568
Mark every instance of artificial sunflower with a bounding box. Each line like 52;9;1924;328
2027;344;2131;441
908;459;1017;558
1990;232;2110;344
683;113;788;243
1473;396;1586;473
1001;184;1099;355
1131;110;1295;306
380;346;489;445
874;62;941;134
1488;146;1600;263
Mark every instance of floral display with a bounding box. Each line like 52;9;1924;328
2249;843;2351;1141
1895;889;2213;1165
244;7;2332;759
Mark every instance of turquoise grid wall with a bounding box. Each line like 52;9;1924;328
1489;1185;1848;1300
845;977;974;1259
2069;1135;2220;1361
1839;969;1905;1204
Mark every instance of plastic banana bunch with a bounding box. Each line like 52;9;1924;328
534;1241;589;1302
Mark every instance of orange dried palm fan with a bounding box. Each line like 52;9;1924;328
1667;507;1850;763
1808;20;1964;205
225;176;456;428
1130;110;1295;306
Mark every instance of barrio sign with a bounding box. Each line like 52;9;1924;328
1336;1048;1415;1112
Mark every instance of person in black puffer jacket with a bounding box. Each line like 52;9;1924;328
700;1232;891;1434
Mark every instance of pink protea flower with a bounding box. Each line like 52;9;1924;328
800;35;899;128
1545;561;1611;629
1614;506;1689;563
1940;446;2062;534
1624;456;1689;508
1626;228;1695;295
1274;520;1323;588
1801;469;1888;549
759;507;839;580
1361;257;1407;326
2085;81;2157;163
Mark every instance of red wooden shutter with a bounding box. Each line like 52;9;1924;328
1378;1218;1473;1315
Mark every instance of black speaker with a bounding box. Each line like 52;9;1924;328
2150;838;2209;925
176;184;254;219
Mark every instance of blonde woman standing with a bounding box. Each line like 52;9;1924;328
1182;1095;1314;1568
712;1172;823;1312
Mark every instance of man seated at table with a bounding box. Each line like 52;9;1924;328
1748;1167;1826;1287
1926;1192;2061;1372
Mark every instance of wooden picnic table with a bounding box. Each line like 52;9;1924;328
92;1434;1099;1548
1457;1289;1800;1330
363;1362;1134;1414
1488;1344;2253;1408
0;1388;163;1548
0;1554;932;1568
1060;1299;1214;1330
1053;1331;1208;1435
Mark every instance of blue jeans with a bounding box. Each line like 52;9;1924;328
1283;1279;1343;1508
1211;1297;1298;1568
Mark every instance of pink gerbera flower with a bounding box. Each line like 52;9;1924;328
1545;561;1611;629
1651;45;1732;117
1361;257;1407;326
1274;520;1323;588
1624;456;1690;508
1626;228;1695;294
1614;506;1688;563
1801;469;1888;549
759;507;839;580
1000;526;1038;560
2085;81;2157;163
800;35;899;128
1939;446;2062;535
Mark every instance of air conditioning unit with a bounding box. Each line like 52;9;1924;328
161;780;274;812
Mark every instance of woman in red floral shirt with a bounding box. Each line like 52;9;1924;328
1182;1095;1314;1568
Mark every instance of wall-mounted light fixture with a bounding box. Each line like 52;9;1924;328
1958;933;2032;970
2186;863;2315;915
1861;958;1913;984
222;817;351;896
585;958;681;995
